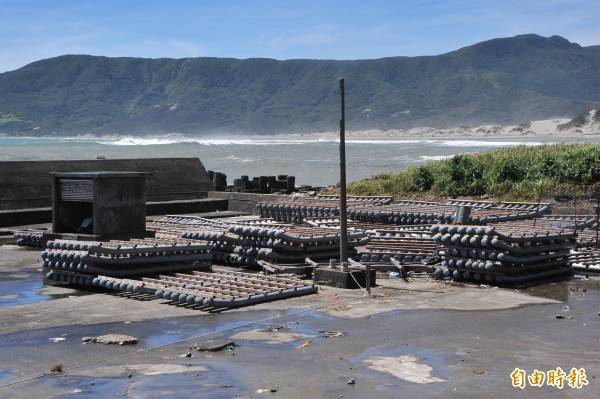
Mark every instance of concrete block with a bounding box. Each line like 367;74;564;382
313;268;376;289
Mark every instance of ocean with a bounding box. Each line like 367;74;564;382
0;135;544;187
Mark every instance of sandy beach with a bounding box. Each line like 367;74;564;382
243;112;600;143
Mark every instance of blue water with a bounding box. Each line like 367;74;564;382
0;135;543;187
0;279;49;307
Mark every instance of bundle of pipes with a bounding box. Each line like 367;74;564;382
573;228;600;248
300;217;437;263
346;199;550;226
303;217;433;234
14;229;46;247
256;200;340;223
225;224;367;266
488;215;598;247
493;201;550;210
313;195;393;205
547;216;600;248
359;231;437;263
445;199;495;208
431;224;576;284
347;203;458;225
181;224;368;267
149;215;229;229
177;226;240;264
147;216;236;251
150;217;253;266
256;196;391;223
49;268;317;308
569;248;600;273
149;215;317;267
42;238;213;285
469;205;551;224
221;218;294;229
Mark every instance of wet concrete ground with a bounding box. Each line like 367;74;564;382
0;244;599;398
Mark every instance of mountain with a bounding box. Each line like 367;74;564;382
0;34;599;135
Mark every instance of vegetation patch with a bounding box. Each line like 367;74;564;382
346;144;600;202
49;361;63;373
0;113;24;124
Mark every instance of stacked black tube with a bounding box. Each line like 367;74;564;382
257;201;341;223
359;229;436;263
569;248;600;274
178;226;239;264
182;225;368;267
347;203;456;225
14;230;46;247
431;224;576;284
91;269;318;308
256;196;393;224
313;195;393;205
470;205;551;224
42;238;213;286
347;201;550;226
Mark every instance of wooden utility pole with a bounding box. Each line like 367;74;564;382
339;78;348;268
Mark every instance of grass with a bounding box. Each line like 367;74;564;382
343;143;600;202
49;361;63;373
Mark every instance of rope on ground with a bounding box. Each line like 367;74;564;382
347;267;370;297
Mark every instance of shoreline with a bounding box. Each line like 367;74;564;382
258;131;600;143
250;117;600;143
3;114;600;144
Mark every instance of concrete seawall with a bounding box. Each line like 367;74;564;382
0;158;230;227
0;158;214;210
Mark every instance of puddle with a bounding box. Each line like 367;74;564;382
62;364;247;399
230;327;315;344
143;318;259;348
0;278;93;307
524;275;600;302
118;365;247;399
51;375;131;398
0;279;49;307
0;308;298;354
292;309;337;321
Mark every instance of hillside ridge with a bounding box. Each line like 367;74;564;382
0;34;599;135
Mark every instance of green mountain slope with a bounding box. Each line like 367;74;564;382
0;34;599;135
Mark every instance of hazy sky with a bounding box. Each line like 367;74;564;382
1;0;599;73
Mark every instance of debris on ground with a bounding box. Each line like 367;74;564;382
555;315;573;320
329;304;352;311
297;339;313;349
81;334;138;345
320;330;347;338
261;325;291;333
190;339;236;352
256;388;278;393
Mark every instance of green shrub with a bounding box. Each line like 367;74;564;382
346;143;600;201
403;166;435;192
